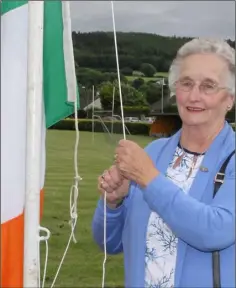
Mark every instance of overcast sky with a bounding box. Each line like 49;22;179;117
70;1;235;39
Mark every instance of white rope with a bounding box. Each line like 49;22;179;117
50;217;78;288
50;90;82;288
111;1;126;141
102;2;126;288
38;226;51;288
102;192;107;288
37;101;81;288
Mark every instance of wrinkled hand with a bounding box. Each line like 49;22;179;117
115;140;159;187
98;165;130;208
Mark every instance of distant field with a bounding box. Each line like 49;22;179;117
126;72;168;82
41;130;152;287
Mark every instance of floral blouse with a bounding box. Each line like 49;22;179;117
145;145;204;288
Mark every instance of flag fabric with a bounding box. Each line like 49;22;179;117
1;1;79;287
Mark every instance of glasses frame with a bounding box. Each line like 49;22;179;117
174;78;228;95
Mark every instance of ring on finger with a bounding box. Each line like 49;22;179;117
102;170;108;179
114;154;120;163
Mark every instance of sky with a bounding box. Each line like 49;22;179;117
70;1;235;40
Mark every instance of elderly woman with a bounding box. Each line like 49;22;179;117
92;38;235;288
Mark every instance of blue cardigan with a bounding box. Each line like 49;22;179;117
92;122;235;287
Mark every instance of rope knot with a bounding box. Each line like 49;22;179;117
74;175;82;181
70;211;78;219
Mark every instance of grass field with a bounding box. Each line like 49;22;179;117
41;130;152;287
126;72;168;82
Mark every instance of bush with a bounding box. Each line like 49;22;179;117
140;63;156;77
121;67;133;76
50;119;151;136
132;70;145;77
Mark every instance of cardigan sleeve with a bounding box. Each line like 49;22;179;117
142;155;235;252
92;198;125;254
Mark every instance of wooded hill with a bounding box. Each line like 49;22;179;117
72;32;235;121
72;31;235;73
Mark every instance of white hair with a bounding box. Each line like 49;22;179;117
168;38;235;96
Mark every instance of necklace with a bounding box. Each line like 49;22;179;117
173;123;225;179
173;144;205;179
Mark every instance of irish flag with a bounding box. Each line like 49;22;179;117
1;1;79;287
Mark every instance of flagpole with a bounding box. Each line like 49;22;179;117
24;1;44;287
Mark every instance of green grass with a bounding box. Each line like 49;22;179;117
126;72;168;82
41;130;152;287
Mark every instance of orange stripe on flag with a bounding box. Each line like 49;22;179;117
1;190;44;288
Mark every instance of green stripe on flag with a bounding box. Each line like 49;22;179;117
1;1;27;15
43;1;78;128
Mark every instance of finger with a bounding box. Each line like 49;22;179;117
101;169;108;179
103;170;119;190
118;139;134;147
100;178;114;193
98;175;112;193
118;139;127;147
109;165;123;184
115;147;124;158
97;175;103;187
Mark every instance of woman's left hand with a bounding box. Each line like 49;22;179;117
115;139;159;187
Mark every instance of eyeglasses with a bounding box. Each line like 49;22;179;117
175;78;227;95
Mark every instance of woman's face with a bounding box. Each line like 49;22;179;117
175;53;234;128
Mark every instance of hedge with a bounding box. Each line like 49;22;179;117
50;119;151;136
49;119;236;135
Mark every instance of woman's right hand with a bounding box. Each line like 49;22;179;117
98;165;130;208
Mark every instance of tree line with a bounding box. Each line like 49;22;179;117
72;32;235;119
72;31;235;74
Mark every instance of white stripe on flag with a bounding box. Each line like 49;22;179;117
62;1;77;103
1;4;28;223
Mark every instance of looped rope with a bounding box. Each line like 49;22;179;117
102;2;126;288
69;175;82;243
38;226;51;288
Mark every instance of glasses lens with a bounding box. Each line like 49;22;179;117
178;79;193;91
200;82;217;94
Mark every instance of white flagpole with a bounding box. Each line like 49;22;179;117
24;1;44;287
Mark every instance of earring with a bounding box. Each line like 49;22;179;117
227;105;232;111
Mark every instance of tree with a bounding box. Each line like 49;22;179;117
99;81;147;111
78;84;93;109
98;81;116;111
141;83;162;105
76;68;103;87
132;78;145;90
102;72;127;84
76;68;127;87
140;63;156;77
121;67;133;76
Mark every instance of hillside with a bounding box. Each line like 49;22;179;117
72;31;235;73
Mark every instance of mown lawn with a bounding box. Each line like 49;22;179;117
41;130;152;287
126;72;168;82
